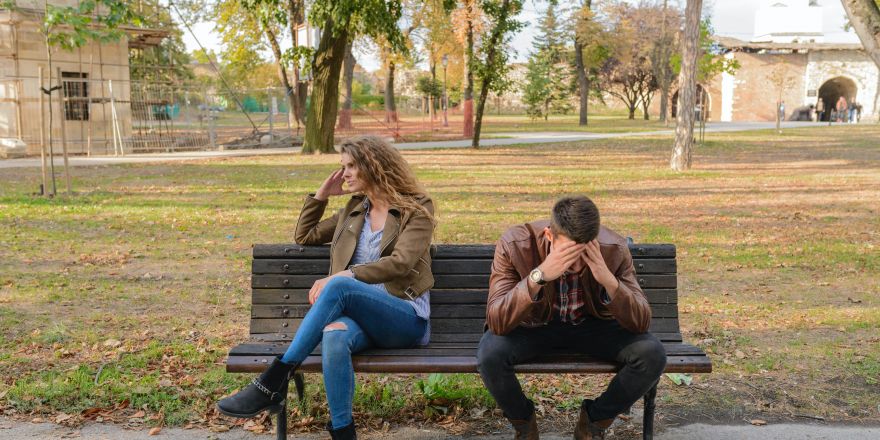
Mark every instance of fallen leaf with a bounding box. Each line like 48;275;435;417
735;350;745;359
103;339;122;348
130;411;146;419
750;419;767;426
148;427;162;435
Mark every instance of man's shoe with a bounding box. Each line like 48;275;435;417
217;357;298;418
327;421;357;440
573;399;613;440
509;411;539;440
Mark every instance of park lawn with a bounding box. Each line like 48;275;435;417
0;124;878;435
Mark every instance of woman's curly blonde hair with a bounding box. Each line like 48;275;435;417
340;136;434;222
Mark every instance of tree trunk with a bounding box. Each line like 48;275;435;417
262;23;298;132
659;87;669;124
575;39;589;126
463;2;475;138
671;0;702;171
337;41;355;130
575;0;592;126
385;61;398;123
628;105;636;120
472;0;513;149
303;21;349;154
642;99;650;120
286;0;305;126
840;0;880;118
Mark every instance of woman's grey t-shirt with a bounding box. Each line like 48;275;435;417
349;203;431;346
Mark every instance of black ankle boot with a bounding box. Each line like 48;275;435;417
327;421;357;440
217;357;298;418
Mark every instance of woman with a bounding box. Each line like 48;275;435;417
218;136;435;440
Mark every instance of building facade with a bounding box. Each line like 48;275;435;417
0;0;163;156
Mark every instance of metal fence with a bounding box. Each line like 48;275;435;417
1;76;475;156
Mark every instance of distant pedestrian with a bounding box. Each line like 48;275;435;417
849;101;857;123
778;101;786;122
835;96;848;122
815;98;824;122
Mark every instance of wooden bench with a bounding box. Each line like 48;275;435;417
226;243;712;440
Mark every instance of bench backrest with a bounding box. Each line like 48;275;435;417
249;243;680;345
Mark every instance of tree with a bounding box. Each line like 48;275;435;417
471;0;524;149
841;0;880;68
377;0;427;124
337;41;355;129
600;2;659;120
572;0;592;125
670;0;701;171
650;0;678;125
522;0;573;120
840;0;880;118
572;1;609;126
769;60;796;133
451;0;484;137
302;0;407;153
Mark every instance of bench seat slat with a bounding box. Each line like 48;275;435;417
253;244;676;259
246;331;686;344
253;258;677;275
251;303;682;319
252;274;677;290
226;354;710;374
230;342;707;357
250;288;679;305
249;317;681;335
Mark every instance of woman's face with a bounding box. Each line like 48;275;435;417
340;152;366;193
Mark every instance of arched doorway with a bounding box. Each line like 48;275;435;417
817;77;857;121
672;85;710;121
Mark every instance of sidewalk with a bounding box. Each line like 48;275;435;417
1;417;878;440
0;122;828;169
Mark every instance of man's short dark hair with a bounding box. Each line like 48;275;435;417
549;196;600;243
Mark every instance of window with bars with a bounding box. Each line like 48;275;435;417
62;72;89;121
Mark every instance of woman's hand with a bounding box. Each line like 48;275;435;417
308;270;353;305
315;169;350;201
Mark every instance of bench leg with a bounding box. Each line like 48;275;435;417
293;372;305;403
275;401;287;440
642;382;658;440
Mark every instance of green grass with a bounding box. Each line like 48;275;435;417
1;123;879;429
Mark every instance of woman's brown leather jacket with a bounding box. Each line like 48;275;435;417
294;193;435;300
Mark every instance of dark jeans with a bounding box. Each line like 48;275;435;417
477;317;666;422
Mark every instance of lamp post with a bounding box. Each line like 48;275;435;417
442;54;449;127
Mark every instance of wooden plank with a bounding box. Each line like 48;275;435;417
229;342;707;357
247;331;684;344
254;244;330;259
629;244;675;258
632;259;677;274
252;274;675;290
250;303;680;319
249;317;680;335
226;354;710;374
252;257;672;276
253;244;675;259
253;259;329;275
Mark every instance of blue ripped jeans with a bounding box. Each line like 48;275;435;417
280;276;427;429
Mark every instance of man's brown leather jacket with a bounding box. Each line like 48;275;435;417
294;193;435;300
486;220;651;335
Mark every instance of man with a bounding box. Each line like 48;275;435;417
477;196;666;440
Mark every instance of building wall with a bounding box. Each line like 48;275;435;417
0;8;133;155
805;50;878;118
725;52;808;122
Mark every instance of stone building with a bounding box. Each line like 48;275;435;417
0;0;165;156
661;0;878;123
